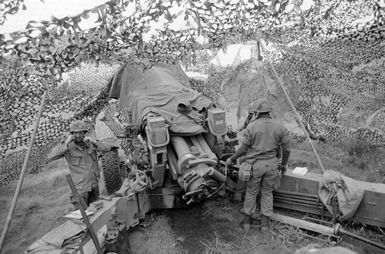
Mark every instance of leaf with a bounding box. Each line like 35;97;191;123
81;11;90;19
164;9;173;22
72;22;81;32
96;12;103;23
51;15;59;22
72;16;82;24
62;21;70;29
57;26;65;36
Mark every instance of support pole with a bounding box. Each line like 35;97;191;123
66;174;102;254
270;213;335;237
339;228;385;251
271;213;385;251
259;41;326;173
0;90;47;253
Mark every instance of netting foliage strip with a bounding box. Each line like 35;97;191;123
0;63;119;187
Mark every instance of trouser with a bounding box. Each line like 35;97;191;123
70;185;100;209
243;159;278;217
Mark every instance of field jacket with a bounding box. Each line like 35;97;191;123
241;116;291;165
47;140;110;193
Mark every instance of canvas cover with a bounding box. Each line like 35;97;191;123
25;220;85;253
318;170;364;221
109;63;214;135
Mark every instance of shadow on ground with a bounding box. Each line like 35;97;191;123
129;198;298;254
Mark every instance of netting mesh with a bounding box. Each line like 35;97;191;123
1;1;385;186
0;63;119;186
189;35;385;146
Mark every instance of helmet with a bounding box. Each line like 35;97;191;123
247;102;259;114
69;120;88;132
253;99;273;113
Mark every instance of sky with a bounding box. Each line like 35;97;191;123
0;0;110;33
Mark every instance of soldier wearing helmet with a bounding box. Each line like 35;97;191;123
226;98;291;232
47;120;110;209
237;101;261;132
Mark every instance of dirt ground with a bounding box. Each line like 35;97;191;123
0;165;307;254
128;199;383;254
1;160;383;254
129;199;301;254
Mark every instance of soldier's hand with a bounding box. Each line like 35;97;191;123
83;136;96;144
65;135;73;145
225;157;233;167
278;164;287;175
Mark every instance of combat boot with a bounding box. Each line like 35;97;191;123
261;215;270;232
241;214;252;231
240;208;261;221
251;211;261;221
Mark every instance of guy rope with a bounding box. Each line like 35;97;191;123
259;40;326;174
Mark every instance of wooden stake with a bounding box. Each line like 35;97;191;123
66;174;102;253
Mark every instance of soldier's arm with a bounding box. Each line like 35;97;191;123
84;136;111;152
46;142;67;164
229;127;252;162
229;143;249;162
46;135;73;164
94;141;110;152
280;130;291;166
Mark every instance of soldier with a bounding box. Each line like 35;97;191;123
47;120;110;209
226;99;291;232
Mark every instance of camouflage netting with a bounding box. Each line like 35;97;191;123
187;0;385;146
0;63;119;186
190;39;385;146
1;0;385;186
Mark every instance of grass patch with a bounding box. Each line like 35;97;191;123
0;161;71;254
201;232;232;254
290;139;385;183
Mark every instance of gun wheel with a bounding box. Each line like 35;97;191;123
100;148;122;195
